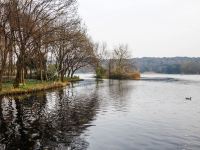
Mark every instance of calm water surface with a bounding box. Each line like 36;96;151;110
0;74;200;150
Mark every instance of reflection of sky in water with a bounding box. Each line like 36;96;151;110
1;74;200;150
45;92;57;112
142;73;200;82
82;75;200;150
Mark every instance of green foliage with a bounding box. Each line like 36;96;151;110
95;66;106;79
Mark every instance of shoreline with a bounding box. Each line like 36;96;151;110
0;79;83;97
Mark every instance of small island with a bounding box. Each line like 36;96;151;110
95;44;141;80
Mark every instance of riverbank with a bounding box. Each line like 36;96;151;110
0;78;82;96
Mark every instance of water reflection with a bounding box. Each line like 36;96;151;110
0;85;99;150
1;75;200;150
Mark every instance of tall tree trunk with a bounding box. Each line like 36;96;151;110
71;70;76;78
61;67;66;82
39;60;44;82
44;65;48;81
67;70;71;77
13;58;24;88
40;70;43;82
8;51;13;80
30;68;32;79
58;63;62;81
0;70;3;91
61;71;64;82
24;67;28;79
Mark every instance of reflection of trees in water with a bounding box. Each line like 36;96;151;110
0;88;99;150
106;80;135;111
108;80;133;95
0;94;47;149
0;97;7;150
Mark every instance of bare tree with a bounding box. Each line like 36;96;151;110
67;32;95;77
93;42;109;78
53;25;96;81
0;0;100;90
0;1;12;91
0;0;78;87
112;44;131;73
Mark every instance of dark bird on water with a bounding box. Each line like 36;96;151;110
185;97;192;100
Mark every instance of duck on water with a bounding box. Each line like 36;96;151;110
185;97;192;101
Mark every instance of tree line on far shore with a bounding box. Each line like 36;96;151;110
134;57;200;74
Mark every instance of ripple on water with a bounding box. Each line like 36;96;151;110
1;75;200;149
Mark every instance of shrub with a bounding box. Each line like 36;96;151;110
95;66;106;79
127;71;141;80
109;71;141;80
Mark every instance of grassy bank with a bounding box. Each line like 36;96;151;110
0;77;82;96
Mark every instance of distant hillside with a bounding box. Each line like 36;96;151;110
79;57;200;74
132;57;200;74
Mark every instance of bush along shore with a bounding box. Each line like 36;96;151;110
0;77;82;96
95;44;141;80
108;71;141;80
95;65;141;80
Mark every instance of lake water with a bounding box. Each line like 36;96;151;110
0;74;200;150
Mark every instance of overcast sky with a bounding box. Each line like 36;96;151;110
78;0;200;57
